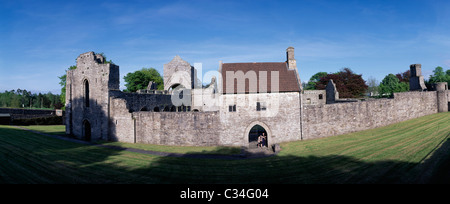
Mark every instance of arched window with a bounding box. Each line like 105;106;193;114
168;84;185;94
84;80;90;107
163;106;170;112
153;107;160;112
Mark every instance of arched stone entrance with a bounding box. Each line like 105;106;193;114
82;119;91;142
168;83;185;94
245;121;271;149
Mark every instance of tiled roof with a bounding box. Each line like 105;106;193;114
221;62;301;94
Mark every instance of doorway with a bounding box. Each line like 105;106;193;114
83;120;91;142
248;124;268;149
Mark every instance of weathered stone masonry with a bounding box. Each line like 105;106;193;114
302;91;439;140
65;48;449;148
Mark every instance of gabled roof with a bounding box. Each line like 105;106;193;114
221;62;301;94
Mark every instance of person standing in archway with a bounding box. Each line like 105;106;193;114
261;133;267;148
257;134;263;148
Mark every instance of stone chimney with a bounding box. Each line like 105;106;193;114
286;47;296;70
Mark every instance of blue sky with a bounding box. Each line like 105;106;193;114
0;0;449;93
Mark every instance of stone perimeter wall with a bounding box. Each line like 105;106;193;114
127;92;301;147
109;90;441;146
302;91;438;140
134;111;221;146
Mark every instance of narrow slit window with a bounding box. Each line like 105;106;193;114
84;80;90;107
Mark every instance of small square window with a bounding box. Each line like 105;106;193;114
229;105;236;112
256;102;266;111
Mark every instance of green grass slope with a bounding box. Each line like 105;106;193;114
0;112;448;184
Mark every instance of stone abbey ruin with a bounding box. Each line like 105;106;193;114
65;47;449;149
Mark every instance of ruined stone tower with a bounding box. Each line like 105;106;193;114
325;79;339;104
163;55;197;91
65;52;120;141
436;82;449;112
409;64;427;91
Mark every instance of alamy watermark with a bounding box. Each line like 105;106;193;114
169;62;281;119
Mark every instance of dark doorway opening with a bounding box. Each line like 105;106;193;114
83;120;91;142
248;125;267;149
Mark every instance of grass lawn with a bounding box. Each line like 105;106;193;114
20;125;66;136
0;112;449;184
20;125;242;155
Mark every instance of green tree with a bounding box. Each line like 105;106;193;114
305;72;328;90
0;89;60;109
58;65;77;106
379;74;409;97
428;66;450;84
123;68;164;92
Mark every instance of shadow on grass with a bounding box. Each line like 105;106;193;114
1;125;449;184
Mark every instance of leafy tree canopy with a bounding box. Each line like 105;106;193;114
0;89;62;109
123;68;164;92
379;73;409;97
395;70;410;83
316;68;368;98
58;65;77;106
428;66;450;84
304;72;328;90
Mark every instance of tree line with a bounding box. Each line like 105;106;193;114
0;89;62;109
302;68;368;98
303;66;450;98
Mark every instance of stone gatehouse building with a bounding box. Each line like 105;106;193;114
65;47;449;148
